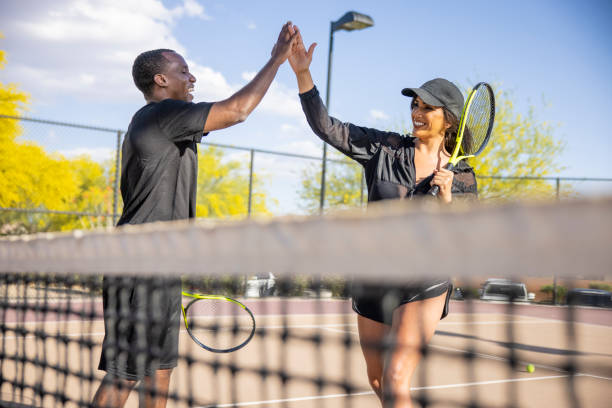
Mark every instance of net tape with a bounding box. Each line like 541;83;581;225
2;198;611;280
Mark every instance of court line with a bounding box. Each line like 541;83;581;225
198;391;374;408
322;328;612;381
197;374;577;408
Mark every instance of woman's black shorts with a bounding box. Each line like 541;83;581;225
352;279;452;325
98;276;181;380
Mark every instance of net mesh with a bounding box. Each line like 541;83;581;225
462;83;495;157
1;198;611;408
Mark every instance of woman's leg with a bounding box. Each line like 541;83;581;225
382;292;447;408
357;315;390;402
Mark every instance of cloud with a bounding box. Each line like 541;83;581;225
190;64;236;101
58;147;115;162
172;0;210;19
258;80;302;118
0;0;302;123
1;0;301;119
234;71;302;118
369;109;390;121
247;22;257;30
0;0;209;102
280;124;299;133
277;140;322;158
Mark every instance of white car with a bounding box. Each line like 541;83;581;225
480;279;535;302
245;272;276;298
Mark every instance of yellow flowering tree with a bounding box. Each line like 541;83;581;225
0;37;112;234
470;88;566;201
196;146;271;218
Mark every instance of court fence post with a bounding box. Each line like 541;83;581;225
360;168;365;206
248;149;255;218
552;177;560;304
112;130;123;225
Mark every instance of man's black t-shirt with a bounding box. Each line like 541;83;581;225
117;99;213;225
98;98;212;380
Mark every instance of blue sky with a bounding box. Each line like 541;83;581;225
1;0;611;212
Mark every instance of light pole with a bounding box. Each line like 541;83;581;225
319;11;374;213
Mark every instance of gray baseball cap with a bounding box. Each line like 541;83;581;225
402;78;464;120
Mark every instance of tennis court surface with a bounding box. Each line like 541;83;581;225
1;198;611;407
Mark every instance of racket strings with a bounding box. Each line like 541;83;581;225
462;85;494;156
184;297;254;352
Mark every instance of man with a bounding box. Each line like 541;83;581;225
92;22;297;408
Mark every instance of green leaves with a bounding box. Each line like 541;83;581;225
472;87;566;201
196;146;272;218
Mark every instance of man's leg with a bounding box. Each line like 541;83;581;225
92;374;137;408
141;368;173;408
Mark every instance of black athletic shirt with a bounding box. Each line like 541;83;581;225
299;86;478;201
299;86;477;323
117;99;213;225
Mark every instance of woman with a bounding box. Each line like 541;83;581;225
287;27;477;407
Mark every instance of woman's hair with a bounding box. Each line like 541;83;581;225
442;108;473;155
442;108;459;154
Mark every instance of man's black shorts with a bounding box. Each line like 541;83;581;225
98;276;181;380
351;279;452;325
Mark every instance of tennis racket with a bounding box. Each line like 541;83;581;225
181;291;256;353
429;82;495;196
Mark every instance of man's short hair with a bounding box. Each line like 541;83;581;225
132;49;176;96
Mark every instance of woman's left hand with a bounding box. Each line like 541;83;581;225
431;168;454;203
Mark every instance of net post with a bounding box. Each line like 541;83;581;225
112;130;123;225
248;149;255;218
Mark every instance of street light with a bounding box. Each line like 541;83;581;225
319;11;374;213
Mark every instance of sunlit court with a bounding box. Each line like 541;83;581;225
1;295;611;407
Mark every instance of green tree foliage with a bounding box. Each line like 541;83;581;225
588;282;611;291
298;153;364;214
540;284;567;303
1;36;115;234
196;146;271;218
471;88;566;201
297;85;566;210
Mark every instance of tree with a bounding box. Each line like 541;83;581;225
471;88;566;201
196;146;271;218
298;154;364;214
0;38;113;234
1;35;272;234
297;84;566;210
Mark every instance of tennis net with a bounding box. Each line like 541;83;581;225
1;198;611;407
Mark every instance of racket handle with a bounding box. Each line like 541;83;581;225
427;163;455;197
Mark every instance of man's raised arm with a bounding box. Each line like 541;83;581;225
203;22;297;132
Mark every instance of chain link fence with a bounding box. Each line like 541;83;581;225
2;114;611;234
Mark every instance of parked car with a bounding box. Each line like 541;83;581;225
566;288;612;308
245;272;276;298
480;279;535;302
